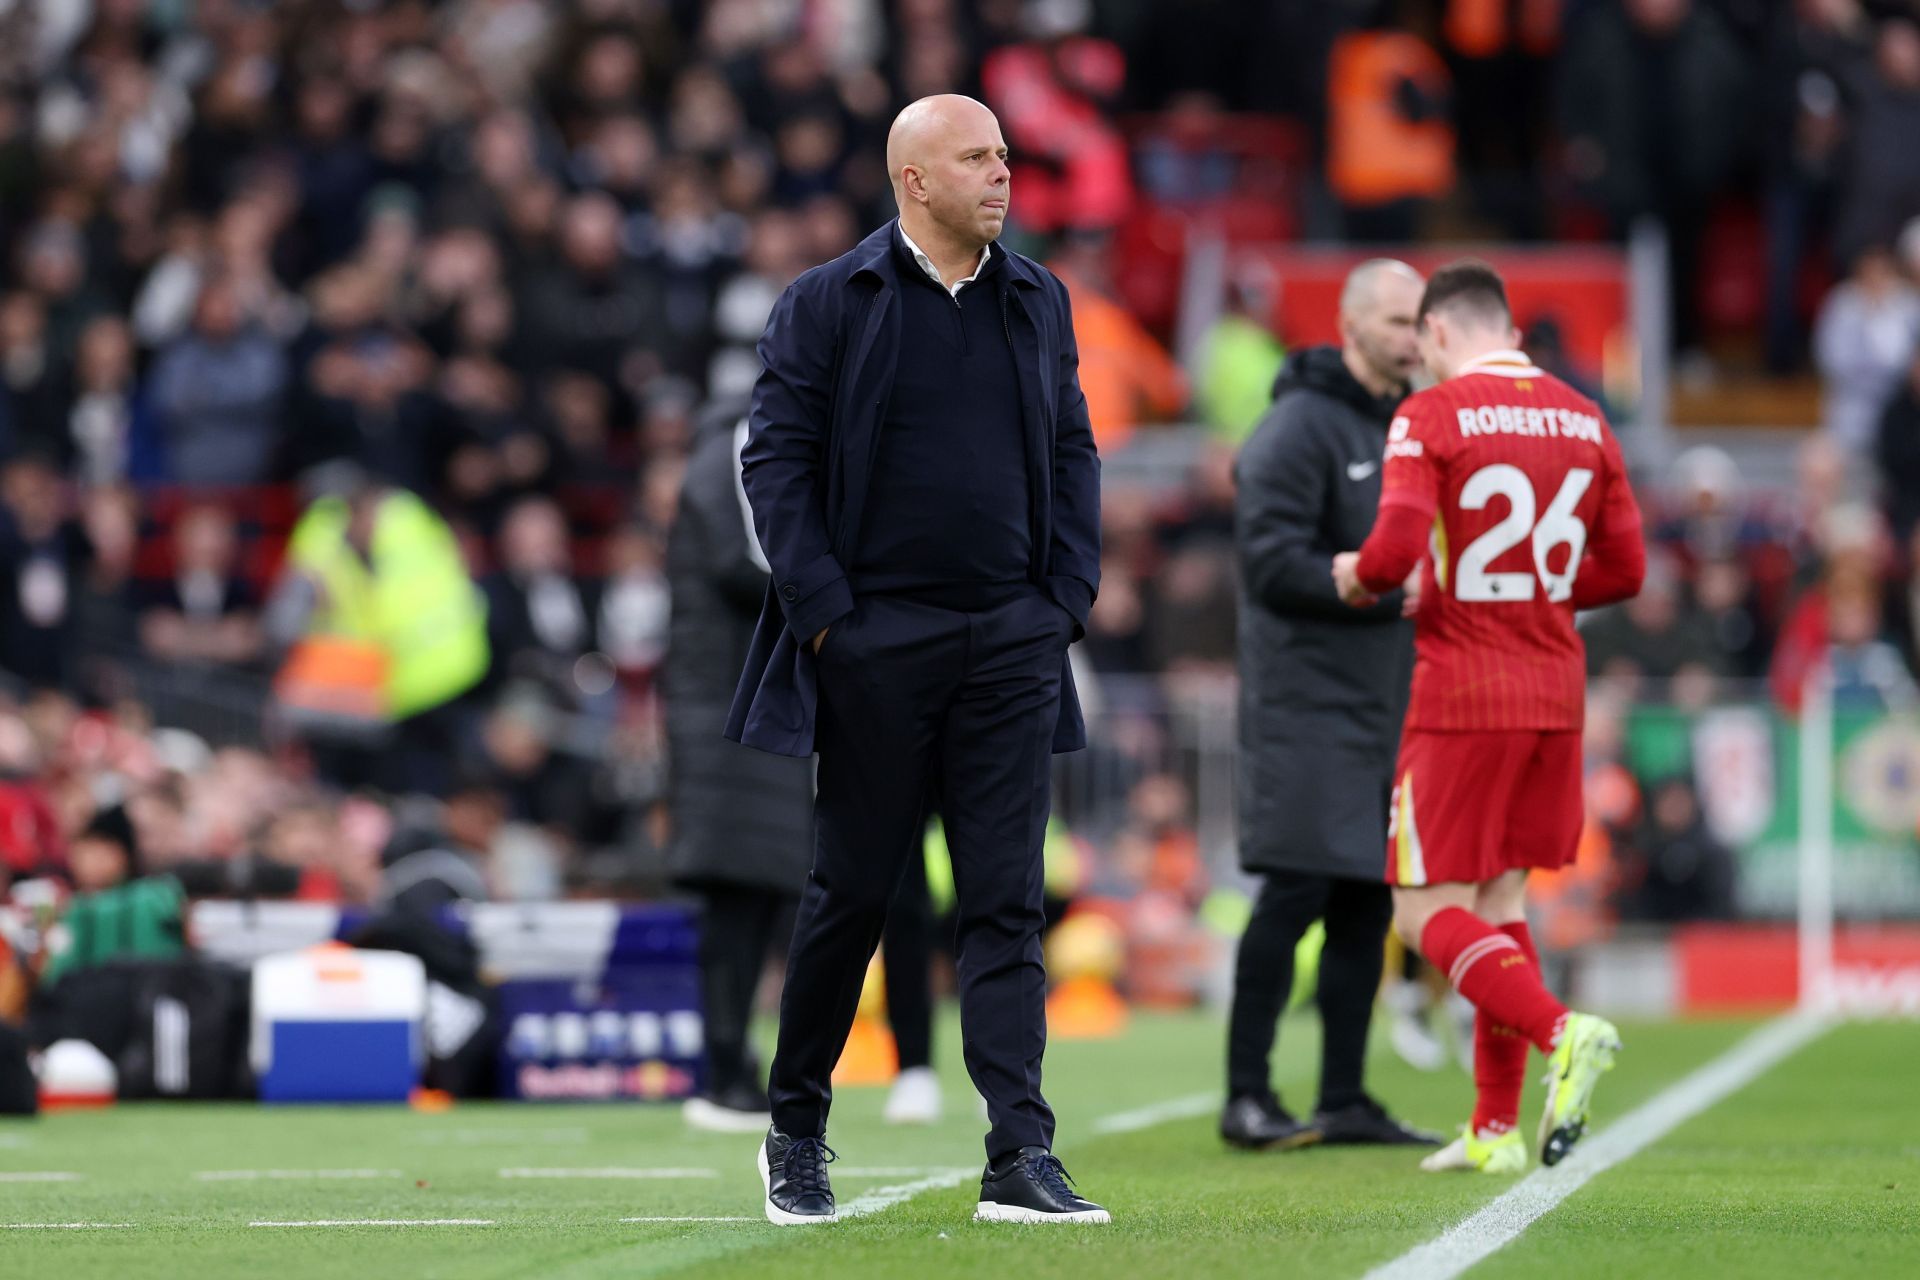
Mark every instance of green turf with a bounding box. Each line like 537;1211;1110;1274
0;1011;1911;1279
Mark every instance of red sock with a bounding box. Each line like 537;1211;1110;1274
1470;923;1540;1135
1420;907;1566;1054
1502;919;1541;967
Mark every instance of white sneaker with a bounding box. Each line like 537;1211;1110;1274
1388;1009;1449;1072
684;1093;773;1134
883;1067;943;1125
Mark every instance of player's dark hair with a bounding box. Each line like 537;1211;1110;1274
1416;260;1511;330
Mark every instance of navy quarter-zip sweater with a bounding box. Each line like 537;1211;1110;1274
851;234;1032;604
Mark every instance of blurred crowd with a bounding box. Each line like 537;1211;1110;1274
2;0;1920;996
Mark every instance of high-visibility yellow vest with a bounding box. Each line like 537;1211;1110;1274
285;491;489;720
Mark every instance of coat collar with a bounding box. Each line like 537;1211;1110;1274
850;219;1043;290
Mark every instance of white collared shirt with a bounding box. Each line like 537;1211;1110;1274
1457;348;1546;378
898;224;992;298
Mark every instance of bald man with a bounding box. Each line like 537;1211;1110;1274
1223;259;1440;1152
727;95;1106;1224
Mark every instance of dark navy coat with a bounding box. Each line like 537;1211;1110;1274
725;221;1101;757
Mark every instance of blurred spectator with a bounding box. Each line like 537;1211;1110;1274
149;275;288;486
0;292;68;464
0;455;87;692
1440;0;1561;239
486;495;598;704
274;467;489;794
1693;556;1773;682
1656;445;1774;566
1770;505;1908;710
139;504;263;669
707;209;810;402
1618;777;1737;923
70;484;140;700
0;712;62;887
1195;267;1286;446
475;686;594;845
981;2;1134;232
1875;345;1920;541
290;76;377;279
1828;585;1919;711
522;191;666;400
596;522;673;685
1815;243;1919;452
1759;0;1865;373
292;265;439;490
39;805;185;986
17;218;111;360
1833;16;1920;268
1582;553;1725;705
1326;21;1456;242
375;797;494;915
662;409;814;1125
1557;0;1750;354
67;316;144;486
1081;555;1151;674
1142;542;1238;676
1050;235;1187;452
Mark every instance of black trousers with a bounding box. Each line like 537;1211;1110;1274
698;884;796;1097
769;591;1069;1160
882;836;936;1072
1225;870;1393;1110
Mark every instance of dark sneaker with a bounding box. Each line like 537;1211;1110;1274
1313;1095;1442;1147
685;1082;773;1133
757;1128;838;1225
975;1147;1110;1224
1220;1092;1322;1151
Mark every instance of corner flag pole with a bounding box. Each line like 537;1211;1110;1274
1797;662;1835;1014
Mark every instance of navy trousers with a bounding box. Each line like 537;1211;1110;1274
767;589;1070;1160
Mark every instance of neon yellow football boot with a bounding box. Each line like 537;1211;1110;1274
1419;1124;1527;1174
1538;1012;1622;1167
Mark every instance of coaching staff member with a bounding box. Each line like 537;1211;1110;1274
727;95;1107;1226
665;402;814;1134
1223;260;1439;1151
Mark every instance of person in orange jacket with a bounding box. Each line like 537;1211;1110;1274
1048;233;1187;453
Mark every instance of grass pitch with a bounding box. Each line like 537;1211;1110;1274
1;1010;1913;1279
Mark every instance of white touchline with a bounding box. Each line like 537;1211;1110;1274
249;1219;496;1228
499;1167;719;1179
1089;1092;1219;1136
195;1169;401;1181
621;1217;760;1223
834;1167;976;1178
412;1127;591;1146
837;1170;975;1219
0;1172;81;1182
1362;1012;1831;1280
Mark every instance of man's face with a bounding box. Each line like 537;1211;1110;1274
1345;271;1424;389
910;108;1011;246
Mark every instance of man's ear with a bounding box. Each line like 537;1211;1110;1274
901;164;926;204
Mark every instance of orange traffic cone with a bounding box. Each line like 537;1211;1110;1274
1044;912;1129;1039
830;956;898;1085
1047;976;1129;1039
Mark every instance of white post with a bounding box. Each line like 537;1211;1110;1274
1626;217;1672;468
1797;663;1836;1014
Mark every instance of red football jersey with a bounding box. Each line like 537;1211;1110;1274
1355;350;1644;731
